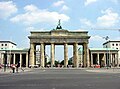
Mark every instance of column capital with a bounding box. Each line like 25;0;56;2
64;43;68;46
30;43;35;46
51;42;55;44
40;42;44;44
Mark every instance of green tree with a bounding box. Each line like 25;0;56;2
60;60;64;65
46;60;60;67
60;59;73;65
68;59;73;65
55;60;60;67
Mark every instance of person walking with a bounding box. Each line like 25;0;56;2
16;63;19;73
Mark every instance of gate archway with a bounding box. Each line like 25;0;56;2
28;22;90;68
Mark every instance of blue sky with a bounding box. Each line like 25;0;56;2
0;0;120;60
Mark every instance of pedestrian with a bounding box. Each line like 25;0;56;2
11;64;15;73
16;63;19;73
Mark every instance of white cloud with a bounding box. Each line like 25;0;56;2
26;26;45;32
61;5;69;11
80;8;120;28
52;1;69;12
53;0;65;7
10;4;70;25
24;4;38;12
0;1;17;19
97;8;120;27
80;18;94;28
85;0;97;6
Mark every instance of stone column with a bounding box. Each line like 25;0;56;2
119;51;120;66
7;53;10;65
51;43;55;67
40;43;45;67
87;47;90;67
83;43;88;67
104;53;106;67
113;54;115;67
64;43;68;67
26;53;28;67
115;53;119;67
97;53;100;65
110;53;112;66
73;43;78;68
111;54;113;66
34;46;36;65
1;53;4;64
30;43;35;67
13;53;15;64
91;53;93;66
20;53;22;67
7;54;10;66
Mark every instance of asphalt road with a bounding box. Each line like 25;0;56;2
0;68;120;89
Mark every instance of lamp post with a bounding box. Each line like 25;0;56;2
103;36;109;69
118;29;120;67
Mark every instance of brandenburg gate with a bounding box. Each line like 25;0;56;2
28;21;90;68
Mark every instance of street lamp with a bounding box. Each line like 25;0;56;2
103;36;109;69
118;29;120;67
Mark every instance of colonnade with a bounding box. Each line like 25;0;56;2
0;52;28;67
91;52;119;67
30;42;89;68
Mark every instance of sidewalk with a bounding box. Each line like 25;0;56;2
1;67;120;74
86;68;120;73
0;67;32;74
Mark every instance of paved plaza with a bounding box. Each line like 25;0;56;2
0;68;120;89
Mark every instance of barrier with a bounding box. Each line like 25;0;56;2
95;65;100;68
